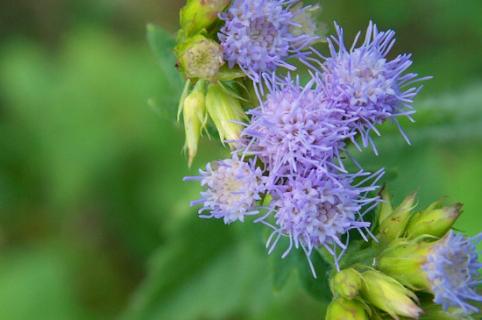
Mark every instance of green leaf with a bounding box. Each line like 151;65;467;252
296;249;332;303
146;24;184;120
374;83;482;149
270;238;299;291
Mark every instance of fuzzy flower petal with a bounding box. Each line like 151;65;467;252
185;157;265;224
423;231;482;314
241;75;352;181
219;0;317;81
322;22;428;153
258;168;382;275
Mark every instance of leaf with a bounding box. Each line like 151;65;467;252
374;83;482;149
296;249;332;303
270;238;299;291
146;24;184;120
146;24;177;74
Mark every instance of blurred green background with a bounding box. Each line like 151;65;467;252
0;1;481;319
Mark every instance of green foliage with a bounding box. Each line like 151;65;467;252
1;1;482;319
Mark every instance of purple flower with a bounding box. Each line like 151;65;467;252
218;0;318;81
322;22;428;153
258;168;382;275
423;231;482;314
241;75;352;181
185;157;265;224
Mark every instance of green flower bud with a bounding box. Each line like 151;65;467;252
331;268;363;299
377;187;393;224
326;298;368;320
378;192;416;243
183;80;207;166
205;83;245;144
360;270;422;319
377;239;432;290
406;202;462;239
180;0;229;36
177;35;224;80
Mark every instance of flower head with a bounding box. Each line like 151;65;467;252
185;157;264;224
423;231;482;314
241;76;351;181
219;0;317;81
322;22;427;153
259;168;381;274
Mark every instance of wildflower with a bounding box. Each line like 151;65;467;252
259;168;380;273
241;76;350;181
326;298;368;320
360;270;423;319
322;22;427;153
218;0;317;81
185;157;264;224
423;231;482;314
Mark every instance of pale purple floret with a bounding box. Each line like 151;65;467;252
241;75;353;182
257;168;383;276
184;157;265;224
423;231;482;314
321;22;429;154
218;0;318;82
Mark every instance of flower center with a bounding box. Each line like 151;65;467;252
249;17;277;47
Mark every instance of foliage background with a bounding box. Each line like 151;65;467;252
0;0;481;319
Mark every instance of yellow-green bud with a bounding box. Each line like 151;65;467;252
378;192;416;243
331;268;363;299
377;239;433;290
177;35;224;80
326;298;368;320
360;270;422;319
205;83;245;144
180;0;229;36
377;187;393;224
406;202;462;239
183;81;207;166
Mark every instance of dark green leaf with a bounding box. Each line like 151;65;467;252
270;238;299;291
146;24;184;120
296;250;332;303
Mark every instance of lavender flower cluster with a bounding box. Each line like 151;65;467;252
175;0;482;316
187;0;424;272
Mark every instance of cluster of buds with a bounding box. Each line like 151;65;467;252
175;0;249;165
326;191;481;319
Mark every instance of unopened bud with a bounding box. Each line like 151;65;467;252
331;268;362;299
177;35;224;80
378;239;432;290
377;187;393;224
406;202;462;239
361;270;422;319
183;80;206;166
326;298;368;320
378;192;416;243
180;0;229;36
205;83;245;144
